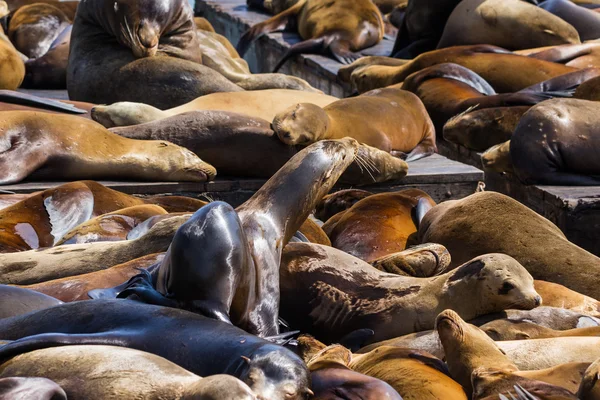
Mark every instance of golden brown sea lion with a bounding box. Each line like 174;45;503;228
322;189;435;262
534;280;600;316
418;191;600;299
0;345;256;400
91;89;338;128
237;0;384;69
272;87;437;160
22;253;164;302
0;111;216;185
0;25;25;90
280;242;540;343
438;0;580;50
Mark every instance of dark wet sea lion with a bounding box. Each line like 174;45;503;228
346;45;577;93
314;189;372;222
322;189;435;262
280;242;540;343
67;0;242;108
0;285;61;319
540;0;600;42
0;377;66;400
21;24;71;89
7;3;70;58
22;253;164;302
438;0;580;50
510;98;600;185
0;111;216;185
418;191;600;299
0;345;256;400
272;87;437;161
0;300;313;400
237;0;384;68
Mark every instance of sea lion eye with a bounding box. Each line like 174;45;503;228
499;282;515;294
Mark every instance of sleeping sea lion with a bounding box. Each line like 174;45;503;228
272;87;437;161
237;0;384;69
534;280;600;316
0;111;216;185
481;319;600;341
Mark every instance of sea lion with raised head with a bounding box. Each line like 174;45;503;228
91;89;337;128
280;242;541;343
0;111;216;185
438;0;580;50
67;0;242;108
272;87;437;160
237;0;384;69
510;98;600;185
0;345;257;400
0;300;313;400
418;191;600;299
0;285;62;319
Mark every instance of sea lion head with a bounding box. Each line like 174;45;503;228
239;344;313;400
272;103;329;146
446;254;542;313
481;141;513;174
91;102;164;128
183;375;257;400
480;319;552;341
435;309;519;395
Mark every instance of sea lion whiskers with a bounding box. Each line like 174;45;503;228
447;104;480;125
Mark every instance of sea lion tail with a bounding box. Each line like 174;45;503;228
273;38;325;72
0;90;86;114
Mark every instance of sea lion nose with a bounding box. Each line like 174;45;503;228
137;21;159;50
534;295;542;307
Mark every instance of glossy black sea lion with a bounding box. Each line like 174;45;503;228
67;0;241;108
0;299;312;400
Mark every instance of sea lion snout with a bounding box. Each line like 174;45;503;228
132;20;160;58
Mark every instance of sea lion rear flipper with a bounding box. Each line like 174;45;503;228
237;0;306;56
404;143;436;162
273;38;325;72
0;90;87;114
329;40;362;66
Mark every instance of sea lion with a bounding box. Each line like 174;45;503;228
0;377;66;400
0;285;61;319
369;243;451;277
437;309;589;397
418;191;600;299
7;3;70;58
280;242;540;343
0;300;313;400
21;24;71;89
0;214;190;284
578;358;600;399
478;377;578;400
108;110;409;184
510;98;600;185
272;87;437;161
314;189;373;222
118;139;359;337
437;0;580;50
481;140;513;174
540;0;600;42
321;189;436;262
0;111;216;185
22;253;164;302
0;345;256;400
534;280;600;317
481;319;600;341
55;205;168;245
67;0;242;108
237;0;384;69
91;89;337;128
0;25;25;90
526;42;600;69
345;45;577;94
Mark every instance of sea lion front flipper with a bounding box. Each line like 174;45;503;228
237;0;307;56
0;90;87;114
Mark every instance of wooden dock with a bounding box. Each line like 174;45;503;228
195;0;395;97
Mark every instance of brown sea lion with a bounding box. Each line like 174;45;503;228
55;205;168;245
534;280;600;316
346;45;577;93
68;0;242;108
272;87;437;161
21;24;71;89
8;3;70;58
0;345;256;400
237;0;384;69
578;358;600;399
280;242;540;343
575;75;600;100
0;111;216;185
91;89;338;128
481;319;600;341
0;284;62;319
314;189;373;222
22;253;164;302
0;25;24;90
510;98;600;185
322;189;436;262
437;309;589;397
418;191;600;299
438;0;580;50
540;0;600;42
0;377;66;400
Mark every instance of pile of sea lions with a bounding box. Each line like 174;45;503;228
1;0;600;398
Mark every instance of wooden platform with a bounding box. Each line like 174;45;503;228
195;0;395;97
1;154;483;207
